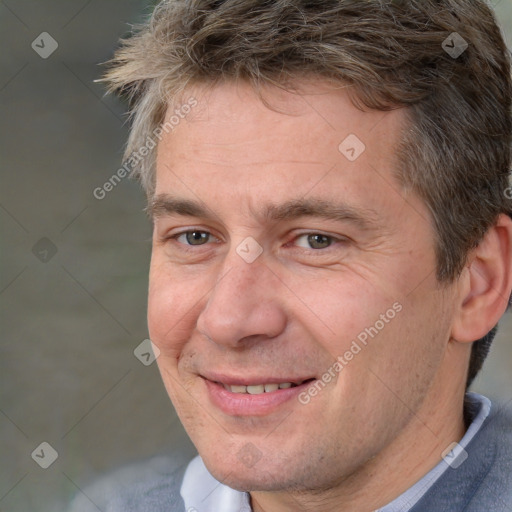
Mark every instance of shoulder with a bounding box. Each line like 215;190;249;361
67;454;192;512
413;400;512;512
463;402;512;510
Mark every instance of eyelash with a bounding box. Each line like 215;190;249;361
167;230;345;252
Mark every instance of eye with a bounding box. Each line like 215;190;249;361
294;233;334;250
175;230;212;246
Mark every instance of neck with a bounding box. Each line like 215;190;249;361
250;378;467;512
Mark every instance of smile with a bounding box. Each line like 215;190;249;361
220;380;311;394
202;375;316;416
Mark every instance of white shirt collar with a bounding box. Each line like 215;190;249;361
181;393;491;512
377;392;491;512
180;454;251;512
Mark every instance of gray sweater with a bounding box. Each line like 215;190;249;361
69;399;512;511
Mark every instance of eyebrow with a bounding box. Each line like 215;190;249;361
149;194;381;231
149;195;211;219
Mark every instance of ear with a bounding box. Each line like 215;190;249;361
451;213;512;343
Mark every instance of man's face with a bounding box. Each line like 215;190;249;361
148;81;457;491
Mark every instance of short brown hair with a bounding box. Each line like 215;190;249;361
104;0;512;388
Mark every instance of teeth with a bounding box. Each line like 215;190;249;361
230;385;247;394
247;385;265;394
224;382;301;394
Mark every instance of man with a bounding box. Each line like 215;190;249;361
71;0;512;510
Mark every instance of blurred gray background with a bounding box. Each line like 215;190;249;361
1;1;511;511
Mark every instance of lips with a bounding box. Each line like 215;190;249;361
201;372;315;392
201;373;317;416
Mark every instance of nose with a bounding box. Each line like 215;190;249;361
196;252;287;348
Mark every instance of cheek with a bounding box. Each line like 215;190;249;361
307;265;445;396
299;271;400;349
360;289;452;403
147;259;203;357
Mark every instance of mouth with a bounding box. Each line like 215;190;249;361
201;374;317;416
217;379;314;395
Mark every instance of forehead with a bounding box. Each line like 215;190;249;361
159;79;405;163
154;80;415;222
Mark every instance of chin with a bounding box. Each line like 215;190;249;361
207;463;289;492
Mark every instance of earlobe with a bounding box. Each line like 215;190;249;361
451;213;512;344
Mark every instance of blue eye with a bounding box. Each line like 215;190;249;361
176;231;211;245
295;234;333;249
